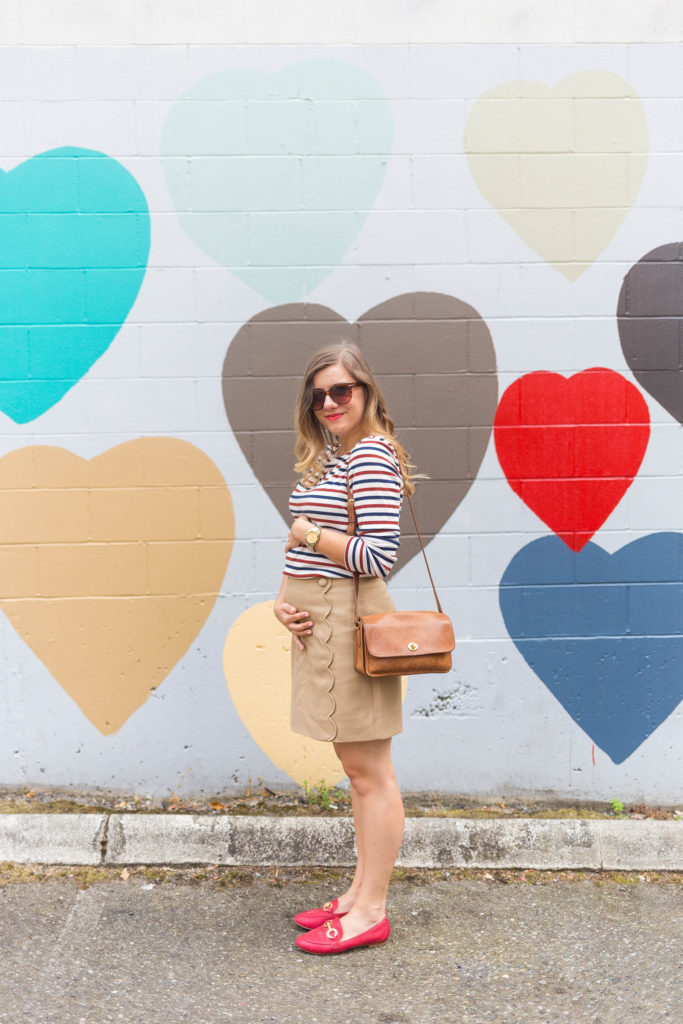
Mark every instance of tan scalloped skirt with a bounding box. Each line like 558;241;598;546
286;575;403;742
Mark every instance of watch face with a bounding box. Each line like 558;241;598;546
306;527;320;548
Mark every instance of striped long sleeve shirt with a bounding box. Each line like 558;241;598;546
284;435;403;579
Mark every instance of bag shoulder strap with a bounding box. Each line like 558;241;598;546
345;460;444;617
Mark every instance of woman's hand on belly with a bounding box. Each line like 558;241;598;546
274;596;313;651
285;516;310;553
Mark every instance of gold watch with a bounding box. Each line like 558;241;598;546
304;523;321;550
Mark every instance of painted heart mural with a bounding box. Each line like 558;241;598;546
222;293;499;569
0;439;233;734
225;602;407;787
465;72;648;279
224;600;347;788
494;368;650;551
160;60;393;303
0;147;150;423
500;534;683;764
618;242;683;426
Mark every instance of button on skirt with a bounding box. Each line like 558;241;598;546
285;575;403;742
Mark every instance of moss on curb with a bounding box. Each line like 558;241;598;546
0;861;680;889
0;787;678;820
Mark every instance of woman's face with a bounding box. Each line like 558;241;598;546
311;360;367;452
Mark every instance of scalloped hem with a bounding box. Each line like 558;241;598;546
286;576;403;743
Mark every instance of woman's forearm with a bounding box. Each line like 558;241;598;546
287;518;396;577
311;525;350;568
287;515;350;568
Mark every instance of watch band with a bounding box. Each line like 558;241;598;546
305;524;321;550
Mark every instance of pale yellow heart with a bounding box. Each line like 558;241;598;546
224;600;407;789
465;72;648;279
0;439;233;735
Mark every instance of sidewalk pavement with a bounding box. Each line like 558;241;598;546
0;813;681;870
0;871;680;1024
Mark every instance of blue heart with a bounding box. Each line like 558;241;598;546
499;534;683;764
0;147;149;423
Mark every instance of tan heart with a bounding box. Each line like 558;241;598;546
465;71;648;280
223;601;407;788
0;438;233;734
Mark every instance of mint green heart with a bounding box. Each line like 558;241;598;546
160;61;393;304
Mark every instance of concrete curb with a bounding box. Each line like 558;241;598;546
0;813;107;865
1;814;681;870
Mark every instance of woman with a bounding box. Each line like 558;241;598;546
273;340;414;956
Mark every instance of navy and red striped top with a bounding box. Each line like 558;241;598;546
284;435;403;579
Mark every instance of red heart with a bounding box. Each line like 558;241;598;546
494;368;650;551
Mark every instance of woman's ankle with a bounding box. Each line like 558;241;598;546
334;893;355;912
337;882;364;910
340;904;387;932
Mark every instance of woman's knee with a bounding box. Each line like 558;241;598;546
335;740;397;793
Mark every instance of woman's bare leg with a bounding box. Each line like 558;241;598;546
331;738;404;940
334;781;363;912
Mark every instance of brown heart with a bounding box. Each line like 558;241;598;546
0;438;234;734
222;293;498;569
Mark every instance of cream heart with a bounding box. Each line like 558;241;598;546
224;601;407;788
0;439;233;734
224;601;346;788
465;72;648;279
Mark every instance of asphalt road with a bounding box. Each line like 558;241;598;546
0;870;680;1024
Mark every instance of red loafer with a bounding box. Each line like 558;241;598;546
293;898;348;930
295;915;390;955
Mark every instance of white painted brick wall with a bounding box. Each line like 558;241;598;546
0;6;679;801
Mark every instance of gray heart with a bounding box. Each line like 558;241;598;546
617;242;683;425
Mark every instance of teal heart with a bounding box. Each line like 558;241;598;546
160;61;393;303
0;147;149;423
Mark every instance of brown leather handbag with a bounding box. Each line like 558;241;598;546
347;475;455;677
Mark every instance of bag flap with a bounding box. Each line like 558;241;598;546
360;611;455;658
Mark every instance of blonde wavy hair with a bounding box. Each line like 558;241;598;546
293;341;416;494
